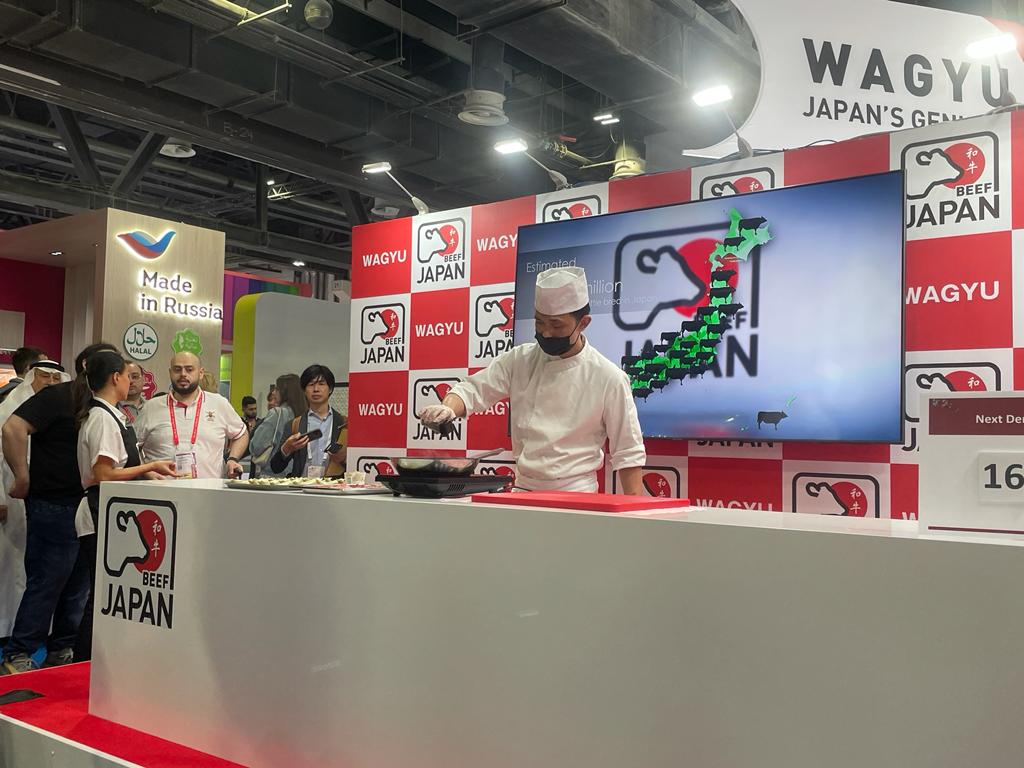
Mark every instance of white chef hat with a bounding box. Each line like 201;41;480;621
535;266;589;316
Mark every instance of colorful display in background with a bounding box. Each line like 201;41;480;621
222;272;312;344
347;110;1024;519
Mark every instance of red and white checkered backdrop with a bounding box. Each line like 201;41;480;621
348;110;1024;518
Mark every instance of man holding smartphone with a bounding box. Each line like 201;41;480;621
270;365;347;478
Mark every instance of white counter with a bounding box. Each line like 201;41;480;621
90;481;1024;768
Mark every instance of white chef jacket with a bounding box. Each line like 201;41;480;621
135;391;246;479
450;338;646;491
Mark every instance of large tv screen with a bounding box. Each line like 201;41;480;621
514;171;905;443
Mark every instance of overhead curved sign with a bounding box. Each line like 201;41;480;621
692;0;1024;157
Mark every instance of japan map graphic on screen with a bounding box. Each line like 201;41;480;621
514;171;905;443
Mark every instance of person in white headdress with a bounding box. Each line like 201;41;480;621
419;266;646;494
0;359;70;638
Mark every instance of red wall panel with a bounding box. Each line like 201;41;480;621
0;256;65;361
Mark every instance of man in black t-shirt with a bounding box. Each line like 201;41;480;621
0;342;116;675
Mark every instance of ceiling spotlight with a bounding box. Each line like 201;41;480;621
266;178;276;186
494;138;529;154
159;138;197;159
692;84;733;107
363;161;429;214
50;250;63;256
593;112;614;122
600;117;620;126
292;260;306;267
304;0;333;30
361;161;392;174
966;32;1017;59
52;140;67;152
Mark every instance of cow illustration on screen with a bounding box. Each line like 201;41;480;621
756;410;788;430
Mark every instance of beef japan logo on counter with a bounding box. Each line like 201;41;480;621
902;360;1001;451
791;472;881;518
412;377;462;441
542;194;602;222
473;292;515;359
415;217;466;288
903;131;1000;230
699;168;776;199
101;497;177;629
615;209;771;399
359;302;406;366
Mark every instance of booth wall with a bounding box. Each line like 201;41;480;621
0;256;65;360
347;112;1024;518
222;271;312;346
230;292;350;413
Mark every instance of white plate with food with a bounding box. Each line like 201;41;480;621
225;477;323;491
301;483;391;496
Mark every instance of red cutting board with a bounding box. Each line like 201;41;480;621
470;491;688;513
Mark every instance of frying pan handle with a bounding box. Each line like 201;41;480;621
470;447;504;460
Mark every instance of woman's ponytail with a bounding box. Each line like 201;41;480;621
75;350;127;429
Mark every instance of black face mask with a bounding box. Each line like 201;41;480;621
535;320;581;356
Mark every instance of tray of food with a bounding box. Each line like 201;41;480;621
301;482;391;496
225;477;325;491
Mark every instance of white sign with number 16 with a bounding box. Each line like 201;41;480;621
979;452;1024;504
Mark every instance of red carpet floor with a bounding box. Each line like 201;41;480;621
0;662;245;767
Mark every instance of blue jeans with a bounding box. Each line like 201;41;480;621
4;497;90;657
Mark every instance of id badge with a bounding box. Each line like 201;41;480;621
174;452;198;479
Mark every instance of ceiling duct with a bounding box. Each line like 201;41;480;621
458;35;508;126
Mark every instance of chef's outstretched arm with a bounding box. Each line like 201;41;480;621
606;373;647;495
419;351;512;429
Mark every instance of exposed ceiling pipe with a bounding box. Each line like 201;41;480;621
459;35;509;126
0;114;349;222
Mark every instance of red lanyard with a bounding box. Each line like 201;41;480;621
167;391;204;450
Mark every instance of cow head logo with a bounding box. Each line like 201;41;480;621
419;222;462;263
117;230;176;260
791;473;880;518
413;378;459;419
479;460;517;486
475;293;515;338
542;195;602;222
906;141;988;200
356;455;398;477
360;303;405;345
699;168;776;200
903;361;1001;450
613;465;682;498
103;498;176;582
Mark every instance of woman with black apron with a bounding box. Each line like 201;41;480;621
73;351;176;661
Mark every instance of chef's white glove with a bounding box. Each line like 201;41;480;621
419;404;457;430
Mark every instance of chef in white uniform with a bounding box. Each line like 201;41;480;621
420;266;646;494
0;360;70;638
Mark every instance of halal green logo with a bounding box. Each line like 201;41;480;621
171;328;203;356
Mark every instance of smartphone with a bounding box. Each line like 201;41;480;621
299;428;323;441
324;442;343;454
